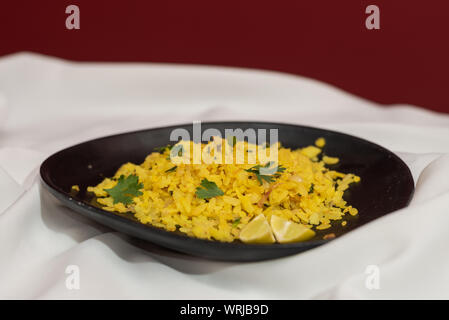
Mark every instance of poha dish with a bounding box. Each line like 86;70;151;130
86;137;360;243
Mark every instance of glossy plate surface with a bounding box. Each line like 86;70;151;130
40;122;414;261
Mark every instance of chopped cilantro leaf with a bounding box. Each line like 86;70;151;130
308;183;315;194
195;179;224;199
165;166;177;173
168;144;184;159
154;144;173;153
245;162;286;185
104;174;143;205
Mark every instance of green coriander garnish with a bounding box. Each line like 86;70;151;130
195;179;224;199
104;174;143;205
308;183;315;194
232;217;241;228
154;144;173;153
165;166;177;173
245;162;286;185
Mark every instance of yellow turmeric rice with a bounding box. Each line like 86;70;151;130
87;137;360;242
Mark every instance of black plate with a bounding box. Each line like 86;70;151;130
40;122;414;261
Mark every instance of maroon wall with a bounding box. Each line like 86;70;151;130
1;0;448;113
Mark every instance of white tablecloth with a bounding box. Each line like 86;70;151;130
1;53;448;299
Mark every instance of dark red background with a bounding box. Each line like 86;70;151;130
1;1;448;113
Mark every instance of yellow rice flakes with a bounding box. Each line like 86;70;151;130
87;138;360;242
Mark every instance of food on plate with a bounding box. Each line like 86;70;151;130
87;137;360;243
269;215;315;243
238;214;275;244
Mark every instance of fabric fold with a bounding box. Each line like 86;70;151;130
0;165;24;215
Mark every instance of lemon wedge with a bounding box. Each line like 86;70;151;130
270;215;315;243
239;214;275;244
